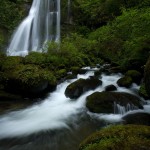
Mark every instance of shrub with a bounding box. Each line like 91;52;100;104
89;8;150;70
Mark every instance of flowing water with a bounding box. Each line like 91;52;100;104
7;0;60;56
0;68;149;150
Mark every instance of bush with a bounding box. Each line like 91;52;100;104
89;8;150;70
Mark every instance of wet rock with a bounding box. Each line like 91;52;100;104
65;78;102;99
125;70;142;84
86;92;143;113
139;83;149;100
117;76;132;88
122;112;150;126
144;58;150;97
105;84;117;91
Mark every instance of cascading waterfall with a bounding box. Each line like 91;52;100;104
114;102;138;115
7;0;60;56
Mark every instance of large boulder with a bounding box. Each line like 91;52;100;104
79;125;150;150
86;92;143;113
2;64;57;97
122;112;150;126
65;78;102;99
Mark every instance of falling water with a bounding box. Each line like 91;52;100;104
7;0;60;56
114;102;138;115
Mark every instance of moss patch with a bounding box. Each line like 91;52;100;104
79;125;150;150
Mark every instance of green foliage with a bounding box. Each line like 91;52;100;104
1;56;23;71
12;65;56;86
79;125;150;150
0;0;25;31
47;38;91;68
89;8;150;70
24;52;47;67
73;0;123;28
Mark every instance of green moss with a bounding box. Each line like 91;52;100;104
125;70;142;82
126;70;141;77
24;52;47;67
139;83;149;99
56;69;67;79
1;56;23;71
11;64;56;86
144;58;150;97
86;92;142;113
71;66;80;74
117;76;133;87
79;125;150;150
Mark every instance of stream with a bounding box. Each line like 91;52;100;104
0;68;149;150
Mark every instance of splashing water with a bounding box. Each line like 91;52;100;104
0;69;147;140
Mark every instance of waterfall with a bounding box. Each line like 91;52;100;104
7;0;60;56
114;102;138;115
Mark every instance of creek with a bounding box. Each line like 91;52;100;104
0;68;149;150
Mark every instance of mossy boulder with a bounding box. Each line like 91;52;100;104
86;92;143;113
125;70;142;84
139;83;149;100
65;78;102;99
79;125;150;150
122;112;150;126
144;58;150;97
105;84;117;91
3;64;57;96
117;76;132;88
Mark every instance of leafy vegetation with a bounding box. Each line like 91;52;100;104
89;7;150;70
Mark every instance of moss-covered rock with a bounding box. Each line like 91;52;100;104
86;92;143;113
56;69;67;79
3;64;56;96
144;58;150;97
1;56;23;71
125;70;142;84
117;76;133;88
79;125;150;150
65;78;102;99
139;83;149;99
122;112;150;126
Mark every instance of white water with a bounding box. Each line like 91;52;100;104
0;70;149;139
7;0;60;56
